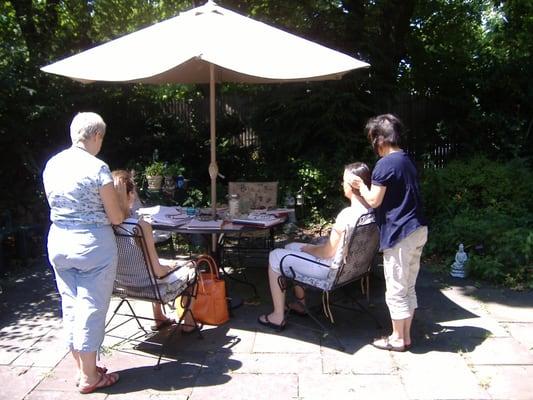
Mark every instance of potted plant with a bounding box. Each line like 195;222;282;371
164;162;185;178
162;162;185;193
144;161;166;191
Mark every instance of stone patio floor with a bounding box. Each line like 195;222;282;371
1;261;532;400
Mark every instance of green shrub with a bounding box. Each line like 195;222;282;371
144;161;166;177
421;156;533;288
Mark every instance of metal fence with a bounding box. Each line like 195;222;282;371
158;93;454;168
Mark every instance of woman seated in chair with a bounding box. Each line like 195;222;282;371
112;170;199;333
258;162;372;331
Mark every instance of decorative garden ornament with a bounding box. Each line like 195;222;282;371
450;243;468;278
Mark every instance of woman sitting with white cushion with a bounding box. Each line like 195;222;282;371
258;162;372;331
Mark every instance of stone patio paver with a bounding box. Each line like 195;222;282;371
1;266;533;400
190;373;298;400
393;350;491;400
472;365;533;400
0;365;53;400
464;336;533;365
298;372;408;400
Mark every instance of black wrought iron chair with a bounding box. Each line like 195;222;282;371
105;221;200;368
278;212;380;350
219;182;279;296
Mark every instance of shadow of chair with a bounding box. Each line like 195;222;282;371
278;212;380;350
105;221;200;369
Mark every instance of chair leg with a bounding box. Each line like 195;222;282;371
156;323;180;370
177;290;203;340
333;287;382;329
297;297;345;351
105;298;148;334
123;298;148;331
219;257;259;298
282;281;345;351
104;299;125;330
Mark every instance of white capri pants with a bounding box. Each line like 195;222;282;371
269;242;331;279
383;226;428;320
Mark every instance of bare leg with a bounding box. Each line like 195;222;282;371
264;266;286;325
288;285;306;314
403;313;414;346
152;303;167;323
72;350;81;382
390;318;406;346
78;351;99;387
294;285;305;302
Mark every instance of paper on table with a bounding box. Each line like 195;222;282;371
186;219;224;229
148;215;191;227
137;205;190;226
231;216;285;228
137;205;181;216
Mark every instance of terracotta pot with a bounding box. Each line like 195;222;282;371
146;175;163;191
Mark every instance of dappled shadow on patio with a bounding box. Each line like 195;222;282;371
0;262;61;363
109;264;492;363
221;266;491;355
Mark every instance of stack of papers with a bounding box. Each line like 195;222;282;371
186;219;224;229
137;205;190;226
232;214;285;228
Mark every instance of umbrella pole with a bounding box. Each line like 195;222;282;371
209;63;218;252
209;63;217;214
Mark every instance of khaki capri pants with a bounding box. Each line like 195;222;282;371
383;226;428;320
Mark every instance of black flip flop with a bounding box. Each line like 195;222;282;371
257;314;286;331
150;318;176;332
180;322;204;335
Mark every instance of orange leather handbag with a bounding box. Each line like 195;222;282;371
192;255;229;325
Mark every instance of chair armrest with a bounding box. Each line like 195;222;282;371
279;253;330;280
157;259;196;279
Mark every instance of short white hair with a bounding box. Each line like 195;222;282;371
70;112;106;144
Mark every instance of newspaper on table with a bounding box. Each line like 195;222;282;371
232;211;286;228
186;219;223;229
136;205;190;226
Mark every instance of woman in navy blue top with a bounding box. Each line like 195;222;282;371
352;114;428;352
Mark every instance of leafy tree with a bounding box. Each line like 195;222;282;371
0;0;531;234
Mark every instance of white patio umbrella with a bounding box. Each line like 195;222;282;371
41;0;369;213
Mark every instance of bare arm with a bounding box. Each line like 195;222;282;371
100;182;127;225
301;227;343;259
138;219;174;277
351;176;387;208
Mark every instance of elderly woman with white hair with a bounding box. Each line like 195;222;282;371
43;112;127;394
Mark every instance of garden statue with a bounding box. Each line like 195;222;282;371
450;243;468;278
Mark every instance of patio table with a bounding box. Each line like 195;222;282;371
151;213;288;307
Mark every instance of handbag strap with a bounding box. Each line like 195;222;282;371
196;254;220;279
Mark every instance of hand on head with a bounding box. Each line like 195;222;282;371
350;175;363;189
113;176;129;209
114;176;127;193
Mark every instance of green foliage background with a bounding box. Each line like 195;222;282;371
0;0;532;286
422;156;533;288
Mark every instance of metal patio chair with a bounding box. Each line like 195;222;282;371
105;221;200;368
278;212;380;350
